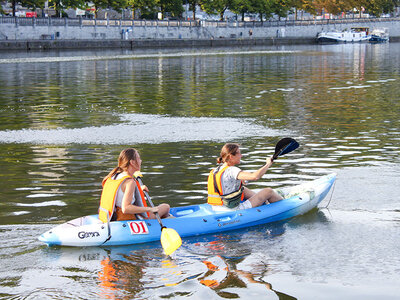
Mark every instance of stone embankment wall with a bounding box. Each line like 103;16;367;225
0;17;399;50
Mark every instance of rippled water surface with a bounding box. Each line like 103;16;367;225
0;43;399;299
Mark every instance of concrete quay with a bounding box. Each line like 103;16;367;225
0;17;399;50
0;37;318;50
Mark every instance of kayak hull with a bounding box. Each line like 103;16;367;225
39;173;336;247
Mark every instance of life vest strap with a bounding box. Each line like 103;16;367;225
207;194;221;198
213;165;223;195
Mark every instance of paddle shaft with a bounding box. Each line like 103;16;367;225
272;146;287;161
136;176;165;229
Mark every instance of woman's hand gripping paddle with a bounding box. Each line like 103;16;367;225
272;138;299;161
134;171;182;256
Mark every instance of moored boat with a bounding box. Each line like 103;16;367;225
317;27;370;43
369;28;389;43
39;173;336;247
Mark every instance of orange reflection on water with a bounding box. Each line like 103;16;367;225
98;257;118;295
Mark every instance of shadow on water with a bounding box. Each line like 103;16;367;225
286;207;331;226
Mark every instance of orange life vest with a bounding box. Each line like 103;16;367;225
98;175;148;223
207;165;244;206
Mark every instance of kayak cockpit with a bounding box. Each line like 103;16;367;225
170;204;215;218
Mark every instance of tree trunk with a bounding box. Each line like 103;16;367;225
12;0;16;17
161;4;165;19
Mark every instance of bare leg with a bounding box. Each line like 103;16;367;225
148;203;170;219
247;188;283;208
243;187;256;199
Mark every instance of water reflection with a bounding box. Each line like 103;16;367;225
32;221;293;299
198;255;297;299
23;212;333;299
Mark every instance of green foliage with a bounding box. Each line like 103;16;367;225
364;0;399;16
129;0;158;19
90;0;109;11
21;0;46;9
251;0;275;20
159;0;184;18
48;0;87;16
3;0;399;18
272;0;295;17
187;0;200;19
109;0;130;12
9;0;46;16
229;0;252;18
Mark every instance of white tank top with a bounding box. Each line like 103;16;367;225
113;172;145;211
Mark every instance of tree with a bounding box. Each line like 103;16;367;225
187;0;200;19
291;0;305;19
346;0;368;17
109;0;130;13
230;0;252;21
250;0;275;21
201;0;235;20
271;0;294;18
10;0;45;16
363;0;400;16
48;0;86;17
321;0;352;15
129;0;159;19
299;0;317;16
159;0;183;19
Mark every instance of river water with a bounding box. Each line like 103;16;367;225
0;43;399;299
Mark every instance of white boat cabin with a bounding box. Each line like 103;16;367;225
317;27;370;43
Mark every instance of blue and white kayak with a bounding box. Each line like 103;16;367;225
39;173;336;247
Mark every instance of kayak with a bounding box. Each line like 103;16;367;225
39;173;336;247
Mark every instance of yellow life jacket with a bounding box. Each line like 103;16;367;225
98;175;148;223
207;165;244;206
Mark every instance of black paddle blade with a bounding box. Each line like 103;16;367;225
273;138;299;160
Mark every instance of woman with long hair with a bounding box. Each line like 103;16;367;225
100;148;170;222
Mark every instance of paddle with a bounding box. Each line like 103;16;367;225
133;171;182;256
272;138;299;161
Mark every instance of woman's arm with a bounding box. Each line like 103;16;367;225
121;179;158;214
237;157;273;181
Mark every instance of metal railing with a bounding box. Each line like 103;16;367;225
0;16;399;28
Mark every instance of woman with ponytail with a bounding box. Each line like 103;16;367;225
207;143;283;211
99;148;170;222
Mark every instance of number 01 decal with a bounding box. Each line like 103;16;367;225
128;221;149;235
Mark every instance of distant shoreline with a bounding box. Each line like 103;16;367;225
0;37;321;51
1;16;399;51
2;37;399;51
